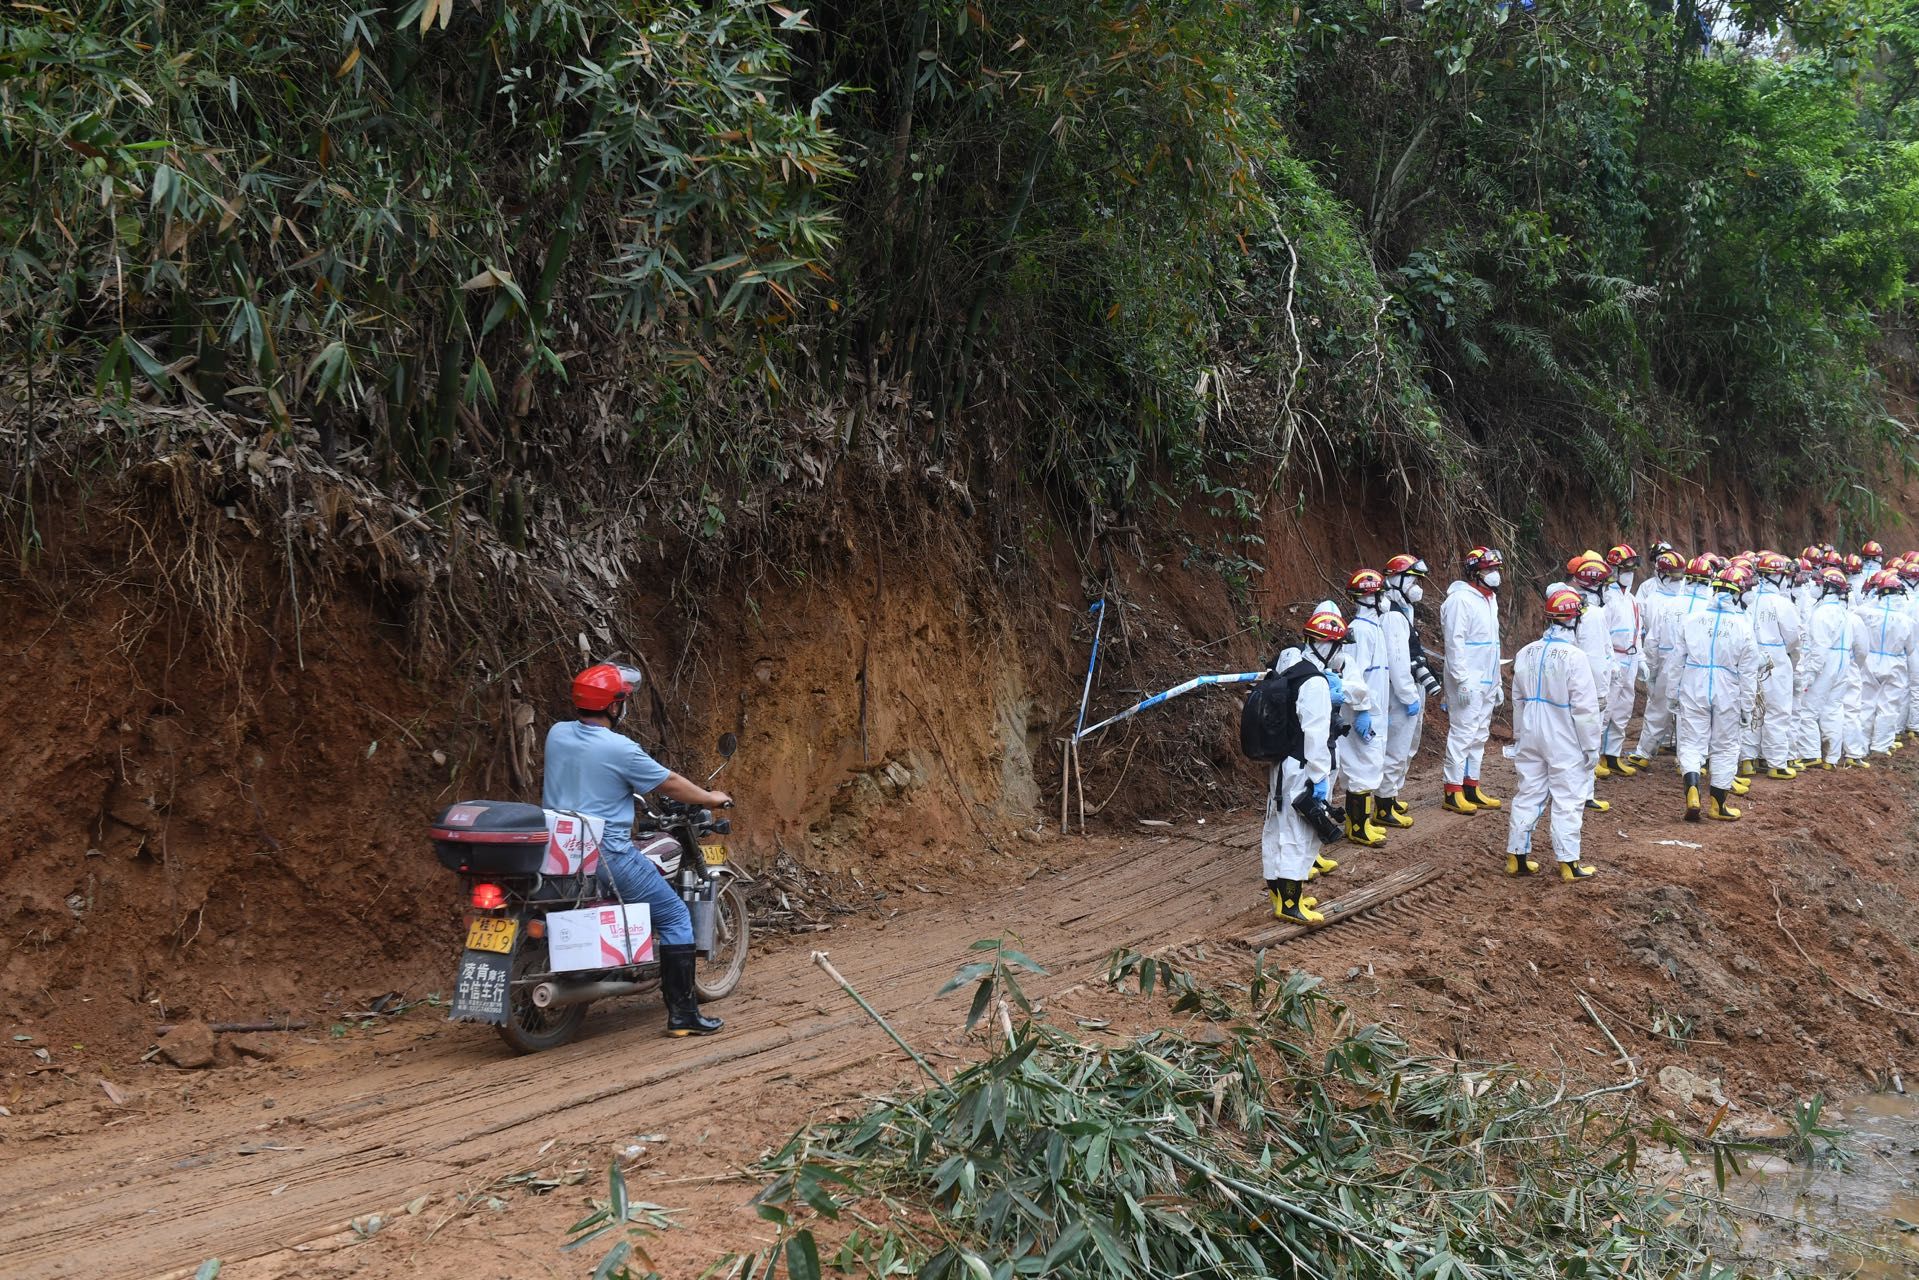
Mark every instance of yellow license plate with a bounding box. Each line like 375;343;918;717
701;844;727;866
465;918;518;953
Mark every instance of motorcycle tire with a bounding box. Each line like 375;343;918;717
497;937;587;1054
694;880;751;1003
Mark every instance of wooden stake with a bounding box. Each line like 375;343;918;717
1073;738;1086;835
1059;738;1071;835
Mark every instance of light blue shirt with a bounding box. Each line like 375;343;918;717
541;721;671;850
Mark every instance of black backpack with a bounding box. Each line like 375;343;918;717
1240;657;1324;764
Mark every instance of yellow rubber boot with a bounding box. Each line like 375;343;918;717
1463;781;1502;810
1706;786;1741;821
1375;796;1413;830
1683;771;1702;822
1345;793;1385;848
1608;754;1637;776
1593;757;1615;779
1271;880;1325;925
1560;860;1597;881
1442;786;1479;815
1730;775;1750;795
1310;852;1339;878
1624;754;1653;770
1506;852;1541;876
1585;796;1611;813
1362;793;1389;842
1737;758;1756;778
1765;764;1797;780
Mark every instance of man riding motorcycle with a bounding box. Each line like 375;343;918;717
544;662;732;1036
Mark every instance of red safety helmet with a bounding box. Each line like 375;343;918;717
1384;553;1427;577
1347;568;1386;598
1566;551;1608;587
1820;567;1851;594
1684;554;1716;583
1655;549;1685;575
1800;544;1822;563
1713;565;1750;595
1822;550;1844;569
1464;546;1504;574
571;662;643;713
1862;540;1884;560
1544;586;1583;622
1901;562;1919;584
1605;543;1639;570
1845;553;1864;574
1302;610;1349;644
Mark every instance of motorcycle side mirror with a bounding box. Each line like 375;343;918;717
716;732;738;760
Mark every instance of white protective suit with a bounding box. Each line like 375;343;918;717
1743;579;1802;769
1633;576;1688;757
1672;592;1759;789
1569;587;1611;798
1260;646;1334;883
1599;582;1642;760
1440;580;1503;786
1799;593;1861;765
1340;598;1392;793
1381;591;1424;800
1855;590;1917;753
1506;627;1601;866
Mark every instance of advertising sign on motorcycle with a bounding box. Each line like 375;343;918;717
548;903;653;971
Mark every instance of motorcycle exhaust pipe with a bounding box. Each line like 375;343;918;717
529;977;651;1009
691;882;719;956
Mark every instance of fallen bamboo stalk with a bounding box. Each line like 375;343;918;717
811;951;947;1090
1242;861;1441;947
156;1020;310;1034
1577;993;1635;1073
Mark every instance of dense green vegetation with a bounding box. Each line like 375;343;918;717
3;0;1917;548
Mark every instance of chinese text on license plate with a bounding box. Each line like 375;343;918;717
465;918;517;953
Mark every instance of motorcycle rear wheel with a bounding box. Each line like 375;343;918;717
497;938;587;1054
694;880;750;1003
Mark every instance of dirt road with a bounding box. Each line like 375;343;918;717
5;750;1916;1278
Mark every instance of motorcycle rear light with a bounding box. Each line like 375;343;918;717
526;919;546;939
471;882;507;910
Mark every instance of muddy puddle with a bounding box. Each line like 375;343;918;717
1714;1093;1919;1276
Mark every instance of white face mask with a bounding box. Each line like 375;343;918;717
1401;581;1424;605
1618;571;1635;592
1482;570;1502;589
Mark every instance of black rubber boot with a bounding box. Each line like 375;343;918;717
660;942;724;1037
1683;771;1702;822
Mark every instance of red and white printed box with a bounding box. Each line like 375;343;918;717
547;903;653;971
542;810;603;877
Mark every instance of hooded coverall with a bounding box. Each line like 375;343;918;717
1260;647;1334;883
1440;580;1502;787
1340;600;1391;793
1799;595;1861;765
1599;583;1642;759
1633;578;1688;758
1672;594;1759;790
1570;589;1610;800
1743;580;1802;770
1381;596;1423;800
1506;628;1601;867
1855;593;1916;753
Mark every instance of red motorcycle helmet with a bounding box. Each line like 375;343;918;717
571;662;642;713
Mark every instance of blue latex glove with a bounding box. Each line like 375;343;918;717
1312;779;1330;802
1403;701;1421;717
1325;671;1346;707
1355;710;1376;741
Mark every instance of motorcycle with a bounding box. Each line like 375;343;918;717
430;734;752;1052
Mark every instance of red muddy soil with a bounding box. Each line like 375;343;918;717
4;735;1915;1279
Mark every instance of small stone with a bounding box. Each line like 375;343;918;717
226;1033;280;1062
262;1098;276;1110
158;1020;217;1069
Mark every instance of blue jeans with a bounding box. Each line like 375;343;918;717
598;842;693;947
